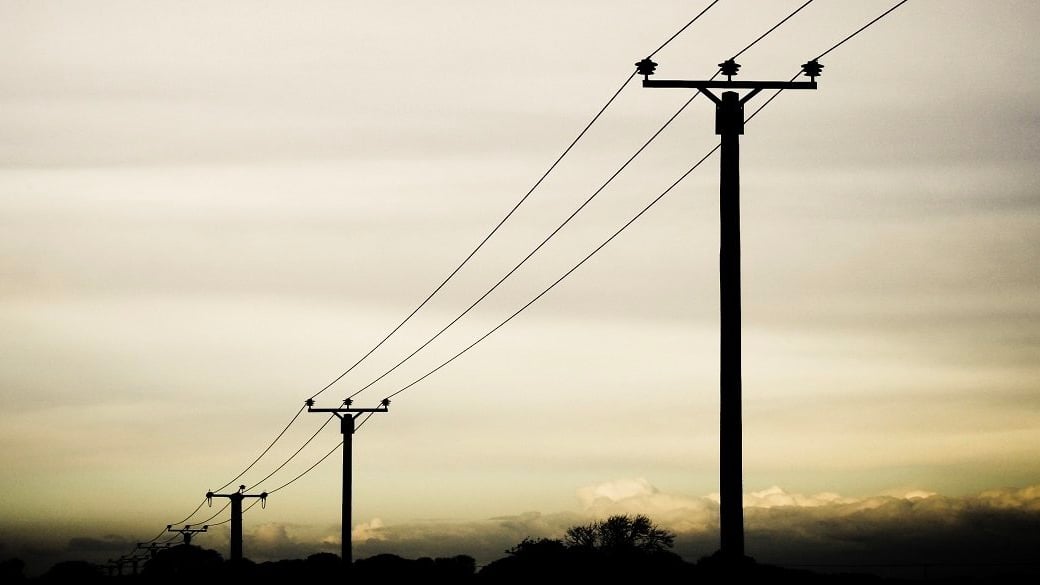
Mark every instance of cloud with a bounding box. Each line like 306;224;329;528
352;518;386;542
9;482;1040;579
65;535;132;552
360;481;1040;577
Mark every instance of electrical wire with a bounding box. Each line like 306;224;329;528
148;7;727;539
213;405;306;493
245;414;336;491
194;501;231;527
380;144;715;399
730;0;814;60
268;440;344;494
345;0;821;403
207;1;821;510
138;2;726;543
346;88;705;402
647;0;721;59
309;0;723;403
747;0;912;125
376;0;914;404
353;411;376;432
382;145;720;403
814;0;910;60
139;0;910;543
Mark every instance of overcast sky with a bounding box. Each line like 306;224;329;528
1;0;1039;575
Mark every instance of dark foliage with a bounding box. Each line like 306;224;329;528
40;560;104;583
1;558;27;583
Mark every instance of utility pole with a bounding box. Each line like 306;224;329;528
166;523;208;546
205;485;268;561
135;541;175;559
306;397;390;571
638;56;821;563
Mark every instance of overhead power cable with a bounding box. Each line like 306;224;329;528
245;414;336;491
129;0;727;546
268;439;344;494
346;89;704;401
730;0;814;60
143;0;911;542
647;0;721;59
345;0;819;403
165;2;819;520
375;0;913;404
212;405;306;493
814;0;909;60
307;0;723;403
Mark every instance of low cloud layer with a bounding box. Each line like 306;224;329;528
346;480;1040;577
8;481;1039;578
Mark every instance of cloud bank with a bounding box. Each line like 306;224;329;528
8;481;1039;579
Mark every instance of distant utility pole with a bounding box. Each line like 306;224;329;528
166;523;208;546
638;56;821;562
306;397;390;570
206;485;268;561
135;541;175;559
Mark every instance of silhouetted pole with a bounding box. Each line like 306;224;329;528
306;397;390;571
136;542;174;559
166;523;208;546
206;485;268;561
639;56;821;563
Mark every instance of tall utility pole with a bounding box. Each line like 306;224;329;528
639;57;821;562
166;523;208;546
205;485;268;561
306;397;389;570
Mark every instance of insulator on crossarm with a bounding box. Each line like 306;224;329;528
635;57;658;80
718;59;741;80
801;59;823;81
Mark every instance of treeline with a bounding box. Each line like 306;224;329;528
3;515;1036;584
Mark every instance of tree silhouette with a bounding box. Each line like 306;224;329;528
564;514;675;554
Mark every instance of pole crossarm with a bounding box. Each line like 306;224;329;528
206;486;268;502
643;79;816;91
305;397;390;418
166;524;207;545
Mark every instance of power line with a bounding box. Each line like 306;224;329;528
268;440;343;494
146;5;726;537
748;0;913;125
346;89;704;402
346;0;822;404
245;414;336;491
307;0;723;403
383;145;720;402
377;0;912;405
730;0;814;60
213;405;306;493
647;0;721;59
217;1;826;505
139;0;909;544
190;501;231;527
815;0;910;60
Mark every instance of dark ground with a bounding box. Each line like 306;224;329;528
3;546;1037;584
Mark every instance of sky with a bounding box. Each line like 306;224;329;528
1;0;1039;576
